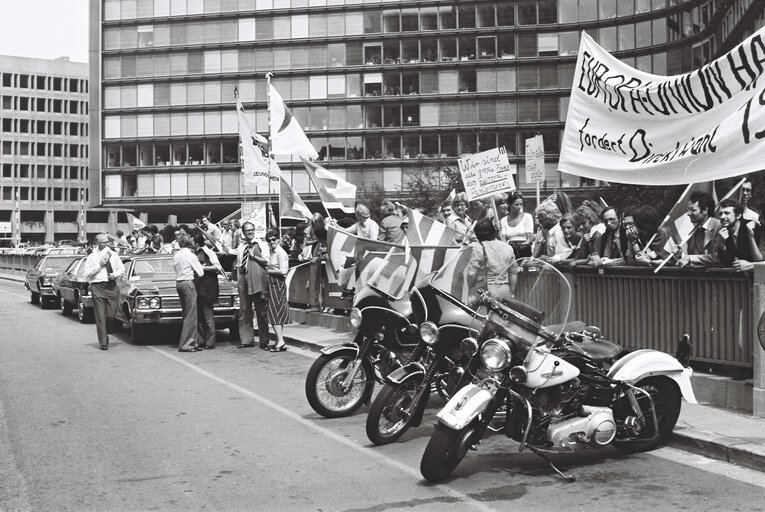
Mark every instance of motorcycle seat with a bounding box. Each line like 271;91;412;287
565;338;622;362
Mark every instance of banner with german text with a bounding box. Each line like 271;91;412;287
559;28;765;185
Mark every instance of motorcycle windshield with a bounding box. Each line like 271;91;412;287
355;245;418;299
429;248;571;340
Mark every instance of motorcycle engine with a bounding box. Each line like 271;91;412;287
545;406;616;449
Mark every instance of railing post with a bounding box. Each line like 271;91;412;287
752;263;765;417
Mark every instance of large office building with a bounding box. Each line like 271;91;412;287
90;0;765;219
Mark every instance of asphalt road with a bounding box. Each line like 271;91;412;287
1;278;764;512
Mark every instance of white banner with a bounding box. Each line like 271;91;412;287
559;28;765;185
457;147;515;201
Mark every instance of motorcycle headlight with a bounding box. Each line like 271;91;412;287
349;307;363;329
461;337;479;356
480;338;513;371
419;321;439;346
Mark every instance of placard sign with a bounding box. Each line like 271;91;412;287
0;221;10;233
457;147;516;201
240;201;267;238
525;135;546;183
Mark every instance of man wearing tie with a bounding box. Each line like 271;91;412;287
236;221;270;349
677;191;722;267
84;233;125;350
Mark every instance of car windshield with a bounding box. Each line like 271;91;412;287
131;257;176;280
40;256;80;271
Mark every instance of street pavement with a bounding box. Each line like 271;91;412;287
0;276;764;511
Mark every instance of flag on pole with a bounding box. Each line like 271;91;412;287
126;213;146;232
268;84;318;160
302;158;356;214
237;96;279;190
406;209;460;246
661;181;716;253
280;178;311;221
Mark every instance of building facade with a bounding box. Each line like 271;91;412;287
0;55;95;244
90;0;765;219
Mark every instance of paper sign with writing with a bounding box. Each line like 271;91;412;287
559;28;765;185
525;135;546;183
241;201;267;238
457;147;516;201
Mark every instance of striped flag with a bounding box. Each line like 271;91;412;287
326;225;357;278
429;248;474;300
406;209;460;246
408;245;462;282
660;181;717;254
355;246;415;298
280;178;311;221
302;158;356;214
268;84;318;160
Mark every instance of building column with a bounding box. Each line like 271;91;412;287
167;214;177;226
752;263;765;417
107;210;118;234
44;210;54;244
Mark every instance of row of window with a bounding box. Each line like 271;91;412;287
1;186;86;202
0;141;89;159
0;73;87;93
1;96;87;115
103;95;565;140
104;0;690;24
1;163;88;180
1;119;88;137
102;129;561;172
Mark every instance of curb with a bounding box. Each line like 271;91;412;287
669;428;765;473
283;334;326;353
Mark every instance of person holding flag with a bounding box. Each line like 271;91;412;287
677;191;722;267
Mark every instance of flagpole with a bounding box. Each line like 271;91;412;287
235;87;246;220
266;72;279;234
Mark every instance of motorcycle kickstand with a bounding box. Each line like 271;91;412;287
525;445;576;483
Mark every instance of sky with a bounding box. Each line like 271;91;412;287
0;0;89;63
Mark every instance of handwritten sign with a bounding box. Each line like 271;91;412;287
0;221;10;233
241;201;267;239
525;135;545;183
457;147;516;201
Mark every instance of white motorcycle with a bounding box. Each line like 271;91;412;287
419;255;696;483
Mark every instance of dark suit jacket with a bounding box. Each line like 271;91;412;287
718;222;759;266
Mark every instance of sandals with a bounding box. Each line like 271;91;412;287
269;344;287;352
179;345;202;352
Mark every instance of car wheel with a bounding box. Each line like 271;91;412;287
30;291;40;305
77;294;93;323
61;297;73;316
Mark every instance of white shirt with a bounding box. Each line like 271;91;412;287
84;246;125;283
173;247;204;281
206;223;223;242
347;219;380;240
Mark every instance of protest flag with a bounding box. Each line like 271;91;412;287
280;178;312;221
237;96;279;191
268;84;318;160
302;158;356;214
126;213;146;232
659;181;716;254
406;209;461;246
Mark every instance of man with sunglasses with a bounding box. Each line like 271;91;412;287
235;221;269;349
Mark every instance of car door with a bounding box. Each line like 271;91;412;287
27;258;44;293
61;259;82;304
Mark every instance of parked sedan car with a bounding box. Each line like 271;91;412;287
114;254;240;344
25;254;82;309
52;256;94;322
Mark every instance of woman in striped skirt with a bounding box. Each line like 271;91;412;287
265;228;290;352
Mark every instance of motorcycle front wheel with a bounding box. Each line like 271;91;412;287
305;353;375;418
420;423;475;483
613;376;681;454
366;379;427;445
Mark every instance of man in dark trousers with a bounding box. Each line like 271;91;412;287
83;233;125;350
235;221;269;349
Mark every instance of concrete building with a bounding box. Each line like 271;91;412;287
89;0;765;220
0;55;95;244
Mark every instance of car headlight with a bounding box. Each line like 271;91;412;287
137;297;160;309
233;295;240;308
480;338;513;371
419;321;439;346
349;307;363;329
41;277;53;286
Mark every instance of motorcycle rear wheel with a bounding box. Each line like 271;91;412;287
613;376;681;454
305;353;374;418
420;423;474;483
366;379;427;445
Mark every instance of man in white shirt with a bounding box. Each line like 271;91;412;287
173;234;205;351
347;204;379;240
201;215;223;243
84;233;125;350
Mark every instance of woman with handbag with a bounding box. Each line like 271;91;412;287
193;233;222;349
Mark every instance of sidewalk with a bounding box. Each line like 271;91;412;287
2;271;762;473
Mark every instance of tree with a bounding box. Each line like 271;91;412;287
355;181;387;223
401;159;462;216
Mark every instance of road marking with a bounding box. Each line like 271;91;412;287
150;346;498;512
650;446;765;488
0;288;31;300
